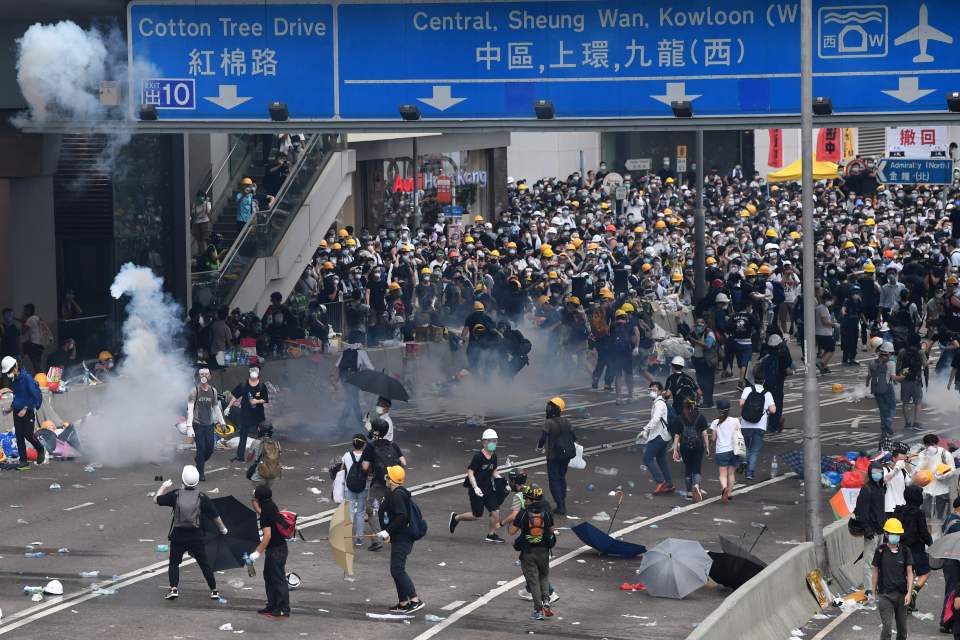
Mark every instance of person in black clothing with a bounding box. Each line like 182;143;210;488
509;484;556;620
664;357;701;413
262;292;291;357
247;485;290;618
0;308;21;361
855;462;887;601
537;397;576;515
154;465;226;601
449;428;504;543
669;399;710;503
377;465;425;613
229;366;269;462
872;517;913;640
941;498;960;634
894;486;933;612
361;420;406;551
46;337;83;380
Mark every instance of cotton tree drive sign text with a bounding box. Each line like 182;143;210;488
128;0;960;121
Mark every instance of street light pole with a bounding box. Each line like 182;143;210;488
694;128;706;303
800;0;824;567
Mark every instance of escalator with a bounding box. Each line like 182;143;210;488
191;134;355;313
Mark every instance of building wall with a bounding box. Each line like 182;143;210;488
506;132;601;181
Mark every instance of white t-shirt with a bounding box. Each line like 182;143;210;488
739;384;776;432
711;416;741;454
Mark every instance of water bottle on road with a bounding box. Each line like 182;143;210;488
770;455;779;478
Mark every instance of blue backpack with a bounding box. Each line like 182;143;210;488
404;490;428;541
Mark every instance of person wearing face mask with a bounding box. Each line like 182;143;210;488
366;396;394;442
893;486;932;613
536;397;576;516
186;367;225;482
639;382;674;494
46;337;82;380
916;433;955;522
871;517;913;640
687;318;718;408
853;462;888;602
341;433;370;547
449;428;505;543
229;366;269;463
866;342;898;440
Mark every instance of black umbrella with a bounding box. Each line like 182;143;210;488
201;496;261;571
492;477;509;508
571;522;646;558
345;369;409;401
708;530;769;590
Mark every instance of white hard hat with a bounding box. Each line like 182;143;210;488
1;356;16;374
43;580;64;596
767;334;783;347
181;465;200;487
714;293;730;304
481;428;498;441
286;572;301;589
671;356;685;367
879;342;895;354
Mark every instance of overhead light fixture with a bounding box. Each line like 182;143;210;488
399;104;421;121
813;96;833;116
138;104;158;121
268;101;289;122
534;100;555;120
947;92;960;113
670;100;693;118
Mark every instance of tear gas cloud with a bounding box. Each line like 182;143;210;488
81;264;192;465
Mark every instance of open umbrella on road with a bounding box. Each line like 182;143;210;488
708;530;768;589
345;369;409;401
201;496;261;571
929;532;960;560
329;501;354;576
636;538;712;599
571;522;646;558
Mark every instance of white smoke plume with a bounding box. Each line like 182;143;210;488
82;264;192;465
13;21;157;171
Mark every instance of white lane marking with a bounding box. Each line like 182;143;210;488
810;609;854;639
0;438;636;634
412;473;796;640
204;466;229;475
441;600;466;611
63;502;95;512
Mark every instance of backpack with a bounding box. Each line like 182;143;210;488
891;302;914;332
403;489;428;541
741;385;766;423
680;416;701;448
589;306;609;338
172;490;202;529
345;452;367;493
515;503;555;551
339;348;359;374
372;439;401;482
256;438;282;480
870;361;892;395
771;281;786;305
672;373;698;406
612;322;632;351
276;510;298;540
550;420;576;460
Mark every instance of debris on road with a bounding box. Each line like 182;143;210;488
365;613;414;621
593;511;611;521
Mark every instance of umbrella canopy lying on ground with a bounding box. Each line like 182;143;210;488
637;538;712;599
708;551;766;590
345;369;409;401
201;496;260;572
929;532;960;560
719;534;766;566
572;522;647;558
329;501;354;576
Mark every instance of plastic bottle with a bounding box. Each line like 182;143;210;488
770;455;780;478
155;544;169;553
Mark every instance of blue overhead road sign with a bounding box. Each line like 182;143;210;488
876;157;954;184
127;0;960;121
128;1;334;119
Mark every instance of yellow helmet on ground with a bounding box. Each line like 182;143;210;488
35;372;49;387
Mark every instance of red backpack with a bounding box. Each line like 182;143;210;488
276;511;298;540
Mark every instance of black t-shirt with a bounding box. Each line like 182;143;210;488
361;440;404;486
668;413;709;449
156;489;220;542
872;544;913;595
231;381;268;425
464;451;498;490
258;508;287;548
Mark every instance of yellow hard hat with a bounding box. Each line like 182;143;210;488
831;383;845;393
473;301;485;311
540;244;552;254
587;242;599;251
566;296;581;306
601;289;615;300
665;177;674;184
671;272;683;282
882;518;904;535
542;247;555;259
843;240;855;250
566;243;577;251
634;225;644;233
621;302;635;313
745;266;757;277
332;242;342;250
706;257;717;266
765;228;777;238
599;287;612;296
655;220;667;230
548;271;559;279
570;200;580;208
614;309;626;317
600;202;610;210
241;177;253;186
506;241;518;249
489;249;501;258
98;351;113;362
464;235;475;244
214;423;236;438
947;276;960;286
337;228;349;238
322;261;334;270
641;263;653;272
473;215;483;223
420;267;431;275
865;218;876;226
771;185;780;192
789;231;801;240
746;204;758;215
740;209;751;218
318;239;328;248
864;262;876;273
748;262;759;271
538;295;550;305
572;238;583;248
758;265;772;275
937;463;953;476
474;283;485;292
663;207;673;216
345;238;356;247
389;281;401;291
35;372;49;387
386;465;406;484
548;396;565;413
